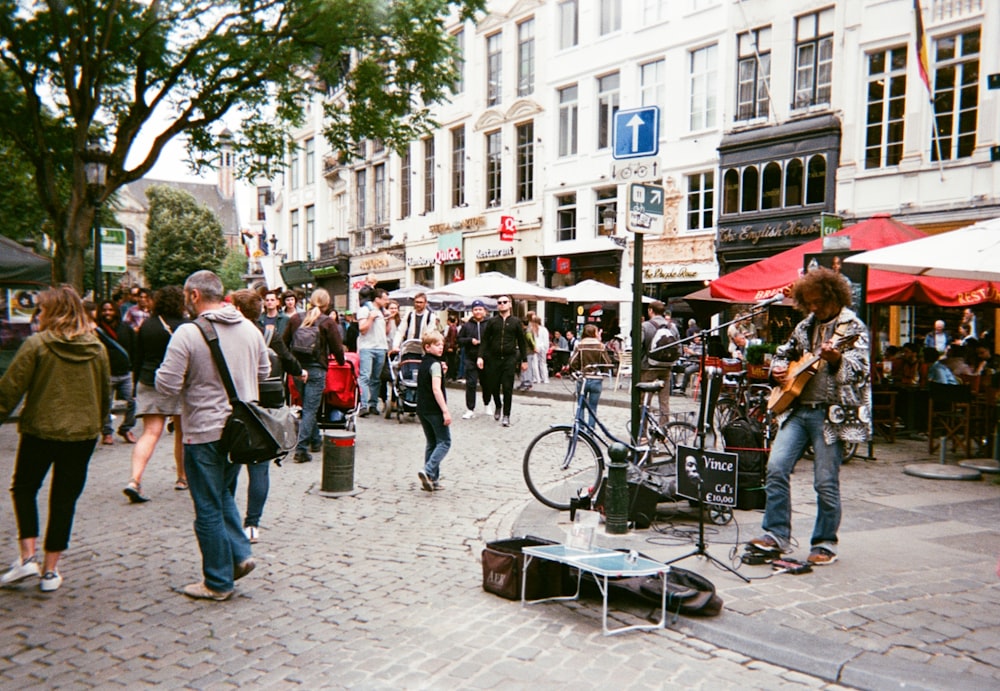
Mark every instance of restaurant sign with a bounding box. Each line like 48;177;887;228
718;218;821;249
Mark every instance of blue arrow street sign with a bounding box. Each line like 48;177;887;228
612;107;660;160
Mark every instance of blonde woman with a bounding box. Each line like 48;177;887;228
282;288;345;463
0;286;110;592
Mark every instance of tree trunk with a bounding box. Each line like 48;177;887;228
55;200;96;294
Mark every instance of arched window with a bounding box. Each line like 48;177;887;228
761;162;782;210
723;168;739;214
806;154;826;204
741;166;759;212
784;158;803;207
126;228;137;256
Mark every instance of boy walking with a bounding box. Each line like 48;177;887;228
416;332;451;492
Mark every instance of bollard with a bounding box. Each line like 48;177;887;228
320;427;356;496
605;442;630;535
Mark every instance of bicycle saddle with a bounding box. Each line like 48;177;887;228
635;381;665;392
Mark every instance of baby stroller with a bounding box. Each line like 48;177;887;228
288;352;362;431
384;339;423;423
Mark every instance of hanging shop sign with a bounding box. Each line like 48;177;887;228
556;257;571;275
499;215;517;242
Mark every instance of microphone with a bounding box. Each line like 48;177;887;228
755;294;785;307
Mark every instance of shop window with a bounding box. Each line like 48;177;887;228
784;158;803;207
723;168;739;214
741;166;758;212
806;155;825;204
761;162;781;210
413;267;434;286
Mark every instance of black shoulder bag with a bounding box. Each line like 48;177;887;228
195;318;297;465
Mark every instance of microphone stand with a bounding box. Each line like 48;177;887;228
663;303;774;583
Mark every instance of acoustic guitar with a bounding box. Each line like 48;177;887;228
767;330;859;415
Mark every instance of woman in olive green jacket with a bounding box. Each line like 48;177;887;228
0;285;110;593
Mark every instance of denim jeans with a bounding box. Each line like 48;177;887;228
418;413;451;482
184;441;252;592
104;373;136;435
762;407;842;551
359;348;387;410
229;462;269;528
576;378;603;428
295;363;327;452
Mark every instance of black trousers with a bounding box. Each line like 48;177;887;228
10;434;97;553
463;359;490;411
484;354;520;416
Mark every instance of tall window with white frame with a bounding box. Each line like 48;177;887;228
486;130;502;208
400;148;411;219
558;84;578;157
290;209;300;258
355;170;366;228
305;205;315;258
374;164;386;224
736;27;771;121
516;121;534;203
595;188;616;237
289;146;300;190
932;28;980;161
486;32;502;108
596;72;620;150
556;194;576;242
640;59;665;112
793;8;833;109
451;126;466;208
423;137;435;213
864;47;907;169
642;0;667;23
454;29;465;94
517;19;535;97
689;44;717;130
558;0;578;50
686;172;714;232
599;0;621;36
305;137;315;185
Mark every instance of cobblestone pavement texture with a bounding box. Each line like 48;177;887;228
0;377;995;689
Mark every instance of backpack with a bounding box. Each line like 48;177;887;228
721;416;766;475
647;318;680;366
290;315;328;362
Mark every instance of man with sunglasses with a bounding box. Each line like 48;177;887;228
476;296;528;427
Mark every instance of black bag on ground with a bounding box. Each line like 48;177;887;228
578;555;722;617
722;416;767;510
482;536;573;601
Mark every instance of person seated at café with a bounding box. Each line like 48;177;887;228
876;345;900;384
924;320;950;354
970;341;997;378
923;347;959;385
942;344;973;380
892;342;920;386
672;334;702;395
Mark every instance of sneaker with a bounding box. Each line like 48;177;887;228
293;451;312;464
244;526;259;544
501;416;510;427
748;534;790;554
359;408;370;418
310;442;322;453
1;555;40;585
807;547;838;566
417;471;434;492
182;582;233;601
234;558;256;581
461;410;475;420
493;408;501;421
39;571;62;592
368;406;379;417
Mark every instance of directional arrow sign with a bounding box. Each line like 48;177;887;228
626;183;664;234
613;107;660;160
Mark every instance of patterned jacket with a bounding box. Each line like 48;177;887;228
772;306;872;444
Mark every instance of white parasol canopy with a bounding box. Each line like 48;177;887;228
845;218;1000;282
555;279;655;304
426;271;568;303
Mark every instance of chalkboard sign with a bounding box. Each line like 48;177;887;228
675;446;739;506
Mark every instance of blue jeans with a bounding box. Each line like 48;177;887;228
359;348;387;410
418;413;450;482
229;462;269;528
762;407;842;552
295;363;327;452
104;373;136;435
576;378;603;428
184;441;252;592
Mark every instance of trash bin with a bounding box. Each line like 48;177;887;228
320;427;355;495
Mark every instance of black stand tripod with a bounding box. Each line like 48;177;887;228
663;304;774;583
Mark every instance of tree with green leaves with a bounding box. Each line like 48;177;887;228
142;185;226;289
0;0;485;291
218;247;250;293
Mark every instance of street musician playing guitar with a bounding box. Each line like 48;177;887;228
748;267;871;566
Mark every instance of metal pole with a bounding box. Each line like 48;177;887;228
631;232;643;442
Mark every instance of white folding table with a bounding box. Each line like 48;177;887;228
521;544;670;636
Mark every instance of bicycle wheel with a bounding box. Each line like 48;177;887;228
523;425;605;511
714;397;741;434
649;421;698;462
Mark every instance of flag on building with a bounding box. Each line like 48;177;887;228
240;229;255;257
913;0;932;95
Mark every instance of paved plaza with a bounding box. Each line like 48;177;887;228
0;379;997;689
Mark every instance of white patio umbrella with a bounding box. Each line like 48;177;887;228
845;218;1000;282
425;271;568;303
555;279;655;304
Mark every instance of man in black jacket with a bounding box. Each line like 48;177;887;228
476;295;527;427
457;300;490;420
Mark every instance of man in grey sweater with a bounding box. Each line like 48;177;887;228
156;271;270;600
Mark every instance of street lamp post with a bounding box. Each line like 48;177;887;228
84;142;109;300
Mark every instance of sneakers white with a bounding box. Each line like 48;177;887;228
39;571;62;592
461;410;475;420
1;555;40;586
244;526;259;543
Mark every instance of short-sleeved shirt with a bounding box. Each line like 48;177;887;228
356;302;388;351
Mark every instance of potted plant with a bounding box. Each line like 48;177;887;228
746;343;777;380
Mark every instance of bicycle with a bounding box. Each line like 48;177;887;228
522;369;697;511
